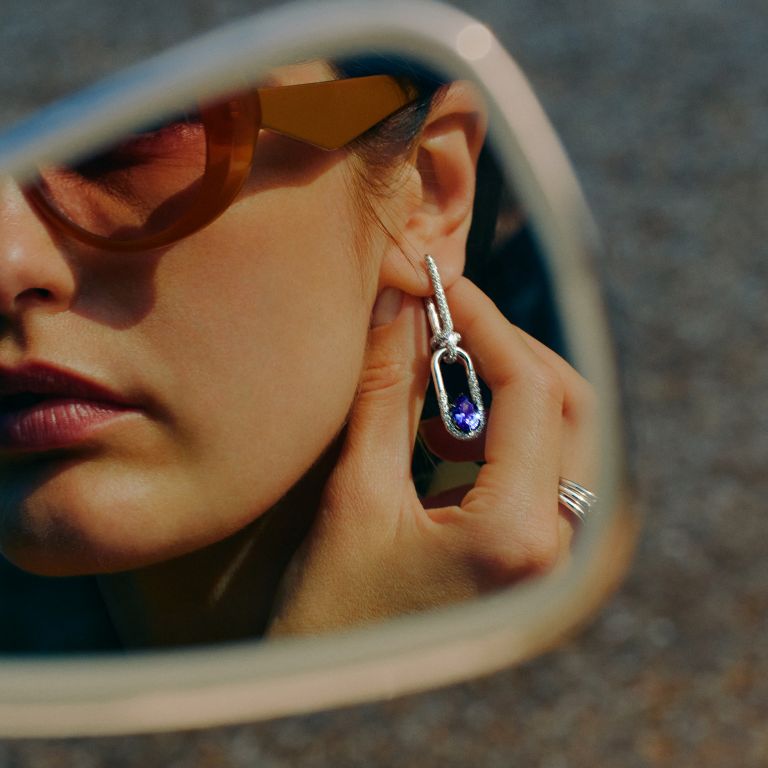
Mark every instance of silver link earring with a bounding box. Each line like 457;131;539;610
424;255;485;440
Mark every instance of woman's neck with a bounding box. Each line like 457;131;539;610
96;438;341;649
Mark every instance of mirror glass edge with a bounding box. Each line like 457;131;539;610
0;0;633;737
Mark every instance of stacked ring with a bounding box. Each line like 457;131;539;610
558;478;597;522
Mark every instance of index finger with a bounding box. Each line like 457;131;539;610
446;278;564;540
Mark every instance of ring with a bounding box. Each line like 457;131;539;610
558;478;597;522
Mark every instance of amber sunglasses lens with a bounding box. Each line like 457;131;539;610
25;75;415;251
34;111;209;243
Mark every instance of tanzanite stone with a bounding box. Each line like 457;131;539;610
450;394;481;433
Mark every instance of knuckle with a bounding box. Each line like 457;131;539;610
491;355;561;401
466;519;560;586
530;364;565;411
516;530;561;573
356;358;409;397
568;375;598;420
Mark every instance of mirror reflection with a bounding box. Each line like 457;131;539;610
0;53;598;653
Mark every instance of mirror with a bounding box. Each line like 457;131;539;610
0;0;633;736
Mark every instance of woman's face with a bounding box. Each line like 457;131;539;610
0;62;388;576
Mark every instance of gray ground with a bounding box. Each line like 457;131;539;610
1;0;767;765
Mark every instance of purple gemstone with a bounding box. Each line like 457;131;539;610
450;395;481;433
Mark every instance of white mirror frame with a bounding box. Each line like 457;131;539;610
0;0;633;737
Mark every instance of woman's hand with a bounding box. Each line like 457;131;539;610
267;277;598;636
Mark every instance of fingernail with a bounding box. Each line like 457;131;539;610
371;288;404;328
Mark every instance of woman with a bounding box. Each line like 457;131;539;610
0;57;597;648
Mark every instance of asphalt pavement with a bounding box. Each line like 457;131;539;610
1;0;767;765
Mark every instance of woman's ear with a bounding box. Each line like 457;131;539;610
377;80;487;297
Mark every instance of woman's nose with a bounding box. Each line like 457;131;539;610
0;178;76;318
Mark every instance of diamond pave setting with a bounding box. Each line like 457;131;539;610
424;255;485;441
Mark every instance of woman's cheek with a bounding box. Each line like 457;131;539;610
0;159;375;576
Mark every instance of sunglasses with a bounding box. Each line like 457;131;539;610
24;75;418;252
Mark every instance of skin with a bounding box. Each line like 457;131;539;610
0;62;598;645
0;63;375;576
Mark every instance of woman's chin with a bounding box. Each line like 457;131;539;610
0;457;240;577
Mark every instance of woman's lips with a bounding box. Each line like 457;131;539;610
0;397;139;452
0;363;142;453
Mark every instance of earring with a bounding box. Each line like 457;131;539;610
424;255;485;440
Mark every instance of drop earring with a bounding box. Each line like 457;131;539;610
424;254;485;440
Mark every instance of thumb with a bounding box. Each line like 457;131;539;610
341;289;430;479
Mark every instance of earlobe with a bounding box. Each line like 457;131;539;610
377;80;488;298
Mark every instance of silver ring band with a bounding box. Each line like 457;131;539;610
558;478;597;522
